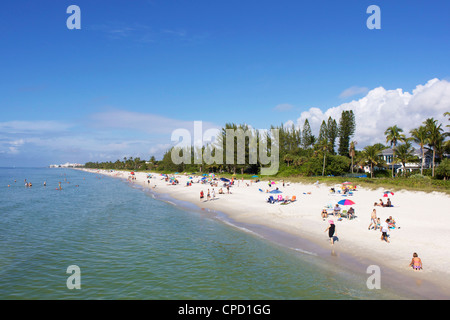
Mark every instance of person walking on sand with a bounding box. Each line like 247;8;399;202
380;218;390;243
368;209;377;230
211;188;215;200
207;189;211;201
409;252;423;270
200;190;204;201
324;220;337;245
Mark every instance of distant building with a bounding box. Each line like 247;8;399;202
49;162;84;168
363;147;433;175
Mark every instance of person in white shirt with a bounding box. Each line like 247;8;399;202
380;219;390;243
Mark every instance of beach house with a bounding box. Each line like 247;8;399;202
363;147;434;175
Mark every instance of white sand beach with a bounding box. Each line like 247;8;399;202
80;168;450;298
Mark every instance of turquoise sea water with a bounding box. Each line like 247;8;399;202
0;168;406;300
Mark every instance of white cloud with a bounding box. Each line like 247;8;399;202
339;86;369;99
293;78;450;148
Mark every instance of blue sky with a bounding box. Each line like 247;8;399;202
1;0;449;166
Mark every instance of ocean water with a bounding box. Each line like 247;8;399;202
0;168;404;300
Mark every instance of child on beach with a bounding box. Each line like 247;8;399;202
409;253;423;270
375;218;381;231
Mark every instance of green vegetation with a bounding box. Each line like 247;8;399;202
84;111;450;192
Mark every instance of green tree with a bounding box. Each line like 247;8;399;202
301;119;315;149
338;110;356;157
349;141;357;173
326;116;338;154
317;120;328;143
424;118;444;177
436;158;450;180
410;126;429;175
394;141;418;176
359;144;385;178
315;139;332;176
384;125;406;178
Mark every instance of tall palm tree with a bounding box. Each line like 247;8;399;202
316;139;331;176
410;126;429;175
424;118;443;177
384;125;406;178
394;141;417;176
360;144;385;178
349;141;357;173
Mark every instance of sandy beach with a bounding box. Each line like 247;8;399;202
80;168;450;299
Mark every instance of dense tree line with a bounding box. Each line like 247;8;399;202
85;111;450;179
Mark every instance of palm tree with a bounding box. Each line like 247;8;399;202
394;141;417;176
316;139;331;176
424;118;443;177
349;141;357;173
283;154;294;167
360;144;386;178
384;125;406;178
410;126;429;175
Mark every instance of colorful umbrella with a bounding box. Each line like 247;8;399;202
269;189;282;194
337;199;355;206
342;181;352;185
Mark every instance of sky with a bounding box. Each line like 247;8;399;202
0;0;449;167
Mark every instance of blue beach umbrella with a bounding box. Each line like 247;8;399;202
220;177;230;182
269;189;282;194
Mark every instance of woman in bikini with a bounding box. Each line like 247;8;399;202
409;252;422;270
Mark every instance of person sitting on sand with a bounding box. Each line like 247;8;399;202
376;199;384;207
333;204;341;216
409;252;423;271
386;198;392;207
388;216;399;229
347;207;355;220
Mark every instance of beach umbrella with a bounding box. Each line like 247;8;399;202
252;175;258;178
342;181;352;185
384;191;394;195
202;173;208;176
269;189;282;194
130;172;135;175
337;199;355;206
220;177;230;182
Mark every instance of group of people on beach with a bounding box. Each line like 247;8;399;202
199;188;218;201
374;198;392;207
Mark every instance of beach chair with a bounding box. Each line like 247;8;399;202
267;196;275;204
341;210;348;219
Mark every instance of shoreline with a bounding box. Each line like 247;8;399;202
77;168;450;299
